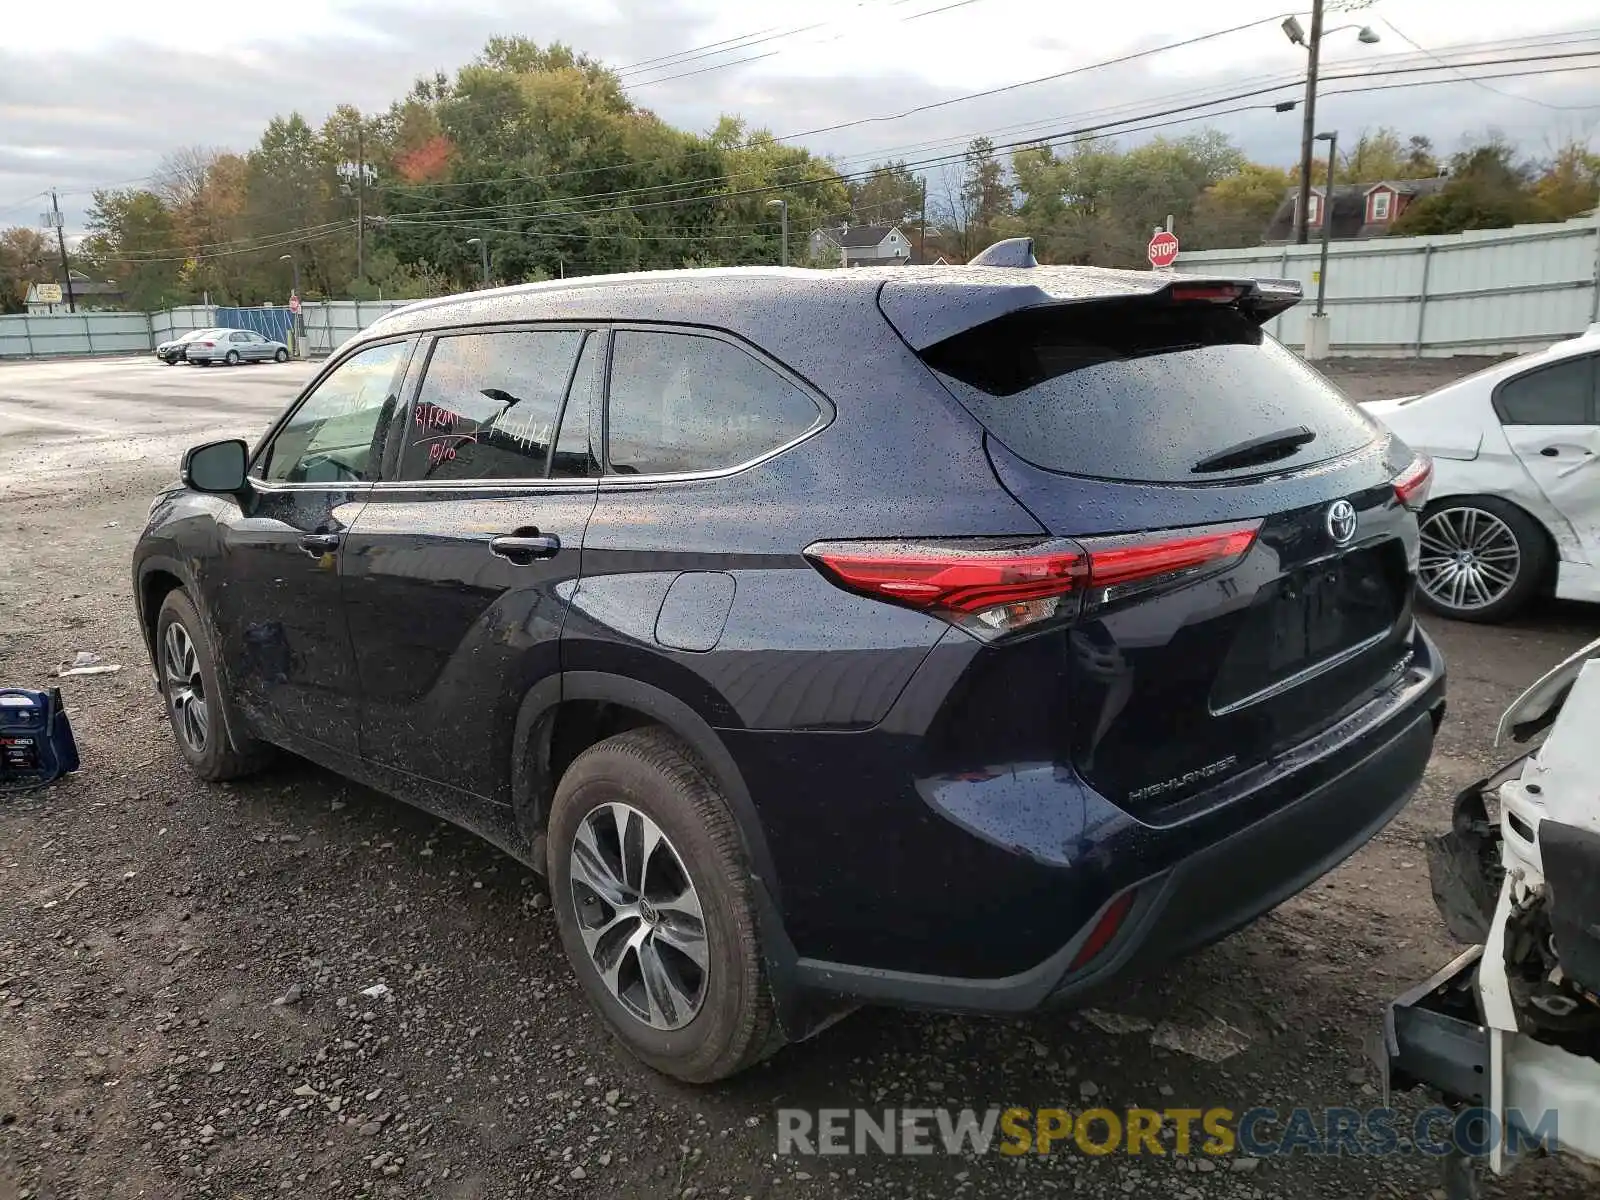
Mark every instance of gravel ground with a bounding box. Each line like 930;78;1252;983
3;355;1599;1200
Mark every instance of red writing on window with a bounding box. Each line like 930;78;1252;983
414;403;457;432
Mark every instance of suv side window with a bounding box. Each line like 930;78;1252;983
400;329;585;482
258;340;409;484
605;330;820;476
1495;356;1596;425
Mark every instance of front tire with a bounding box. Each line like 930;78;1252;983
1416;497;1549;623
274;348;289;363
547;728;779;1083
155;590;271;781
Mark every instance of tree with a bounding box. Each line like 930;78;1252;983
1008;133;1252;265
1189;164;1293;250
1533;141;1600;222
960;137;1009;250
1393;138;1542;235
79;189;187;310
1339;128;1441;183
0;227;52;313
849;161;925;228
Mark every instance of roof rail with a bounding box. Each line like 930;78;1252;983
968;237;1037;268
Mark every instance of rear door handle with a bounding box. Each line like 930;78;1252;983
299;533;341;557
489;533;561;563
1541;447;1559;457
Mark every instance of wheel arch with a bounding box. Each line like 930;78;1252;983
136;555;196;664
511;671;808;1028
510;672;779;898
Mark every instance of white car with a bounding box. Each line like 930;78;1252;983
1362;325;1600;622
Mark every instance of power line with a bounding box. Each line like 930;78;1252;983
1379;19;1600;112
614;0;993;86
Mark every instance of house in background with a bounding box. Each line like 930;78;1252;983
808;224;916;266
25;270;127;314
1262;177;1448;243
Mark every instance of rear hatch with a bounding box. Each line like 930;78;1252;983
891;278;1429;817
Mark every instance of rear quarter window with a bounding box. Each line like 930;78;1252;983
920;304;1379;484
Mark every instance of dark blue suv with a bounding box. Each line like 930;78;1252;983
133;257;1445;1082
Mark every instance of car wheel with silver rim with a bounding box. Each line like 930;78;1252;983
569;801;708;1030
154;588;272;780
1415;496;1549;624
546;727;781;1082
164;620;209;754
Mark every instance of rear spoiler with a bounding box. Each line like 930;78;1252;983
880;258;1304;351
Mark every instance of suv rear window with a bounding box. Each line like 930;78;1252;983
920;303;1377;483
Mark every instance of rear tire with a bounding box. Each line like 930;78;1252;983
1416;497;1549;624
547;728;780;1083
155;590;272;781
224;350;240;366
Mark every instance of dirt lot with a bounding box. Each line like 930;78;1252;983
2;355;1598;1200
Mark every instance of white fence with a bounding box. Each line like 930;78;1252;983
1177;214;1600;358
8;220;1600;361
0;300;411;360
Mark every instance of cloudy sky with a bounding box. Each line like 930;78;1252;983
3;0;1597;236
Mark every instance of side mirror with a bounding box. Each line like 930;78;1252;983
182;439;250;495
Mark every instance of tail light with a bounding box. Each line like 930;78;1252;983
1167;284;1246;304
805;520;1259;641
1393;454;1433;511
194;341;214;348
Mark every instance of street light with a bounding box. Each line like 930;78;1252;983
1314;131;1338;318
465;237;489;288
1284;2;1380;243
766;199;789;267
278;252;303;358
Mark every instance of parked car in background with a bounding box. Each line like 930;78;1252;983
186;328;290;366
1362;324;1600;622
155;327;225;365
133;260;1444;1082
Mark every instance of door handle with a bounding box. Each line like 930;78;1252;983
299;533;341;557
1541;447;1559;457
489;533;561;563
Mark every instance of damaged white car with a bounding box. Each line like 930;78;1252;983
1362;326;1600;622
1382;635;1600;1194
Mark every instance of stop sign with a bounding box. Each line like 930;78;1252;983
288;293;302;315
1147;231;1180;269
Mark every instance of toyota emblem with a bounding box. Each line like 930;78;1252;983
1326;499;1357;546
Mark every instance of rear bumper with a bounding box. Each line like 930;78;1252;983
794;699;1439;1012
753;626;1445;1013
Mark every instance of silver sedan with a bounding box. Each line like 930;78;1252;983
186;328;290;366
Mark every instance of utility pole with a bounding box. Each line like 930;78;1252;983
1314;132;1338;318
920;177;928;262
356;123;365;283
1294;0;1325;245
766;199;789;266
49;190;76;313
